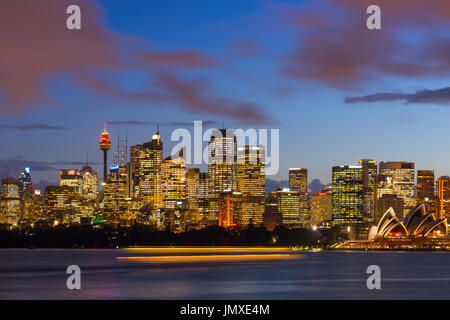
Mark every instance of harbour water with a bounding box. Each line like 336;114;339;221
1;248;450;299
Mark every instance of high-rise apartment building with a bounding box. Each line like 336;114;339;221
378;161;415;218
207;129;237;223
331;165;364;226
237;145;265;226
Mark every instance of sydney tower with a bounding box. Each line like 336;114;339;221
99;122;111;183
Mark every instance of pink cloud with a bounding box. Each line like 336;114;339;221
0;0;267;123
280;0;450;88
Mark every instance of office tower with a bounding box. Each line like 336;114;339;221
237;145;265;227
378;161;415;217
358;159;377;223
218;190;242;228
186;168;200;211
376;194;404;223
207;129;237;223
59;169;83;195
198;172;210;219
416;170;436;213
310;187;332;226
45;185;76;224
416;170;434;199
80;164;98;200
18;167;33;199
289;168;307;192
436;176;450;220
138;129;163;209
263;194;281;231
0;179;21;227
99;122;111;184
103;165;128;223
270;189;301;226
417;170;434;200
30;189;44;220
331;165;364;226
130;144;143;198
18;167;34;221
288;168;309;227
161;148;186;209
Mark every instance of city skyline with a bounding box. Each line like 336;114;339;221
1;0;450;187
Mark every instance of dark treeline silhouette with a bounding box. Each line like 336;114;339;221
0;225;345;248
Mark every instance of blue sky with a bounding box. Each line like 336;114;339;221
0;0;450;188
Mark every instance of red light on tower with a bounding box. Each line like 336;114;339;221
99;122;111;183
99;121;111;150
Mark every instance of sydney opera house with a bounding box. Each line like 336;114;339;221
335;204;450;250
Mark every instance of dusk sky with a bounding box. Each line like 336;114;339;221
1;0;450;188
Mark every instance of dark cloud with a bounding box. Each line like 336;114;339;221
0;0;267;123
0;156;103;180
280;0;450;88
0;123;66;131
108;120;216;126
345;87;450;104
0;156;54;179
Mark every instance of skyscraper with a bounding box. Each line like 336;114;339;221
198;172;210;219
237;145;265;226
207;129;237;223
0;179;21;227
18;167;34;221
289;168;307;192
218;190;242;228
378;161;415;218
288;168;309;226
269;189;301;226
417;170;435;200
44;185;76;224
137;129;163;209
80;164;98;200
18;167;33;199
435;176;450;220
103;165;128;223
161;148;186;209
331;165;364;226
358;159;377;223
310;187;332;227
59;169;82;195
